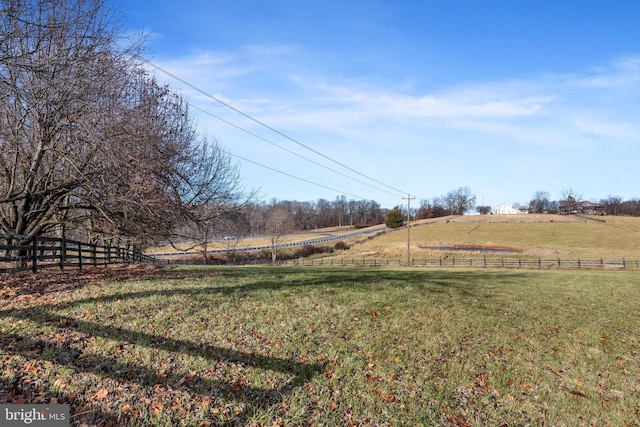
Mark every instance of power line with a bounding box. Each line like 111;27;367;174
220;149;374;202
144;59;409;197
188;103;403;198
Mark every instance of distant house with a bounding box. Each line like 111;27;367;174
493;203;526;215
559;201;604;215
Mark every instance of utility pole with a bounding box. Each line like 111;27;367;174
402;194;416;266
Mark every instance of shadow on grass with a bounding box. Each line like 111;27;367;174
1;317;320;425
43;266;536;307
0;266;534;424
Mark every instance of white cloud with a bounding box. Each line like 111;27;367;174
358;93;553;119
570;117;639;140
571;55;640;88
155;49;639;160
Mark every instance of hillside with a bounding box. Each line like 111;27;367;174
148;215;640;262
339;214;640;261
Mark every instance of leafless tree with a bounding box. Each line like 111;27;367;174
600;195;623;216
445;187;476;215
558;188;582;214
0;0;249;252
529;191;551;214
0;0;142;240
476;205;491;215
168;138;251;259
266;207;294;263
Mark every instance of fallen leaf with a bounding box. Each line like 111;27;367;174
373;389;395;403
152;401;163;416
329;401;338;410
93;388;108;401
519;381;534;391
381;393;395;403
365;373;381;382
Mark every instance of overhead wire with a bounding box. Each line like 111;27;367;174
144;59;411;198
188;103;403;198
219;148;371;201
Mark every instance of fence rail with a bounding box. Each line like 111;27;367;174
282;256;639;270
1;234;159;274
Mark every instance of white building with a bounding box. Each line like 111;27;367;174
493;203;525;215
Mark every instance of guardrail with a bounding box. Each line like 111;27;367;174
154;228;388;258
1;234;159;274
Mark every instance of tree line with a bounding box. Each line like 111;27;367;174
0;0;246;250
415;189;640;220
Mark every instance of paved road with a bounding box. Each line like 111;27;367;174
154;225;388;258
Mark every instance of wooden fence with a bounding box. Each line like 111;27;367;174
284;256;640;270
1;234;159;274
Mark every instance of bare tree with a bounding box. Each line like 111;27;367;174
169;138;251;258
600;195;623;216
84;74;196;243
0;0;249;252
559;188;582;214
0;0;142;239
476;205;491;215
529;191;551;214
266;207;294;263
445;187;476;215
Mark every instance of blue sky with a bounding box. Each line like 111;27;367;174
121;0;639;209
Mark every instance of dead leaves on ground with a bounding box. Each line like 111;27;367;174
0;265;166;307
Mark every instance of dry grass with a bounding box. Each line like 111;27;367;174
145;226;371;255
346;215;640;261
146;215;640;263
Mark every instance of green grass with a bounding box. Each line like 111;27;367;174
1;266;639;426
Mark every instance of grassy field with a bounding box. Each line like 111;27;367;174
146;215;640;263
1;266;638;426
341;215;640;261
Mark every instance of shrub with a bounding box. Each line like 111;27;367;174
293;245;333;258
385;207;404;228
334;241;349;251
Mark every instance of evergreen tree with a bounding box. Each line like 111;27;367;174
385;207;404;228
